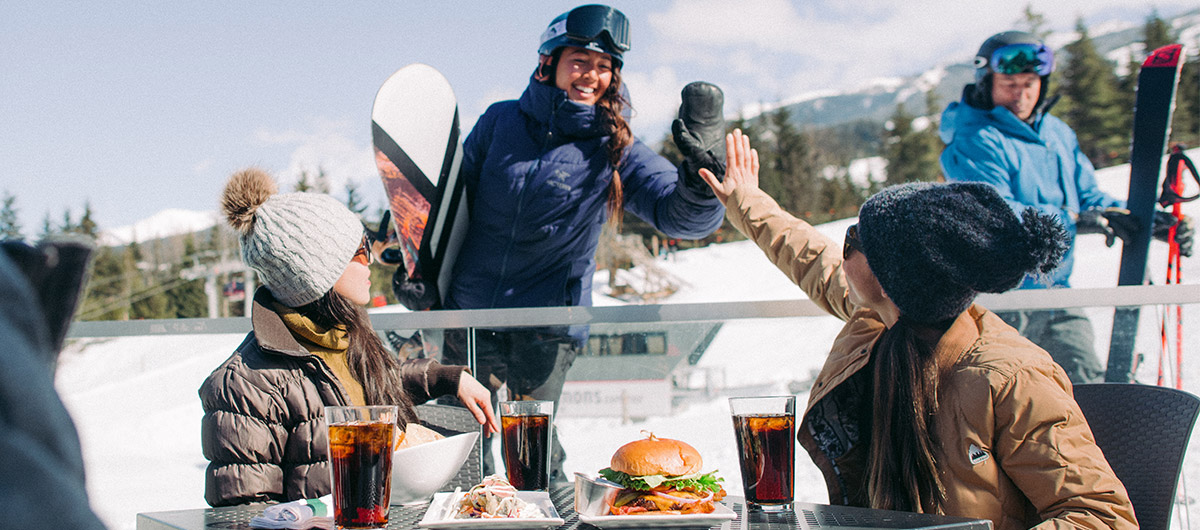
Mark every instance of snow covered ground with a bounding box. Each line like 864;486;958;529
55;149;1200;529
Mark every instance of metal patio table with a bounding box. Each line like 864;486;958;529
136;484;990;530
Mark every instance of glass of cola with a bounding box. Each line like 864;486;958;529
729;396;796;512
326;405;400;529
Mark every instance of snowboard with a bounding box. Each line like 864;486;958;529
1105;44;1185;382
371;63;469;310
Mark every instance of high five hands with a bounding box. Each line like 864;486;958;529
698;129;759;206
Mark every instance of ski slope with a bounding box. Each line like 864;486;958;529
55;149;1200;530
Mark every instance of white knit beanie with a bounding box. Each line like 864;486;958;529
221;168;363;307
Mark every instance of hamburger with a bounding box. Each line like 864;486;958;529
598;433;726;515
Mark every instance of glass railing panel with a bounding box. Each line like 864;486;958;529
57;286;1200;529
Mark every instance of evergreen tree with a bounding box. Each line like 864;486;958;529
1174;59;1199;148
294;171;313;192
76;201;99;239
1057;19;1126;168
40;212;54;239
60;208;74;234
882;96;943;186
1018;4;1050;40
315;167;332;194
80;246;129;320
0;191;21;240
127;240;172;319
168;234;208;318
1142;10;1173;53
294;167;333;194
1108;11;1176;161
344;178;368;215
772;107;817;218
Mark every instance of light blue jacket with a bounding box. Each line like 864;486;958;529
939;100;1123;288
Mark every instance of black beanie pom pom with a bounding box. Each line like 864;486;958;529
1020;208;1071;275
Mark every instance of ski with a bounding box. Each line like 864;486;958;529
1105;44;1185;382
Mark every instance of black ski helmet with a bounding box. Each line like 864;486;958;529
538;4;631;66
972;31;1055;111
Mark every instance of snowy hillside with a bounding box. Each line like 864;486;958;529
97;209;219;247
755;9;1200;127
56;149;1200;530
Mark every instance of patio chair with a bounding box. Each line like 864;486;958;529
1073;383;1200;530
414;402;483;490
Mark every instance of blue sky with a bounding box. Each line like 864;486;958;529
0;0;1188;236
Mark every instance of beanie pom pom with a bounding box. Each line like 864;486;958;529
1020;208;1070;275
222;168;278;234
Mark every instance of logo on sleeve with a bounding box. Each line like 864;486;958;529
968;443;990;465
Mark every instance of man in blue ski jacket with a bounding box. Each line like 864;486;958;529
940;31;1192;383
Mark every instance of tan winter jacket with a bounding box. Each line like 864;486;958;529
199;288;465;506
724;186;1136;530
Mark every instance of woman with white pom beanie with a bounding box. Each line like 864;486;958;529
199;168;497;507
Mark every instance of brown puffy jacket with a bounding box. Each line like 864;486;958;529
199;288;464;506
725;187;1137;530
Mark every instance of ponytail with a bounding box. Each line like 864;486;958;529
866;318;949;514
595;65;631;227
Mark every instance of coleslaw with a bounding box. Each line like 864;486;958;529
450;475;547;519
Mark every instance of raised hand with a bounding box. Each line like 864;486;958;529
698;129;758;206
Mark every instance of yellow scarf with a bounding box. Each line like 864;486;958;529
274;302;366;406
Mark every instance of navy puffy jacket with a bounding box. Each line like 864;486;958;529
445;76;725;311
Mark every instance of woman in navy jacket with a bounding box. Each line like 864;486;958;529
442;4;726;481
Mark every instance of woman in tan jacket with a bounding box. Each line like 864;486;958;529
699;131;1136;529
200;168;498;506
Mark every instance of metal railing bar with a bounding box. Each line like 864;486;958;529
64;284;1200;338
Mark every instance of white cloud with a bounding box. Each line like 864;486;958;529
623;66;684;141
252;117;381;208
642;0;1173;101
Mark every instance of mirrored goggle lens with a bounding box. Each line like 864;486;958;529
564;4;631;52
985;43;1054;76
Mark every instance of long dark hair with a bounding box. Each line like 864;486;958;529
866;316;952;514
545;48;632;226
295;290;411;408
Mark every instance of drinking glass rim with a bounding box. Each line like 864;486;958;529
728;395;796;403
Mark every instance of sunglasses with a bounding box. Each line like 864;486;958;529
843;224;864;260
351;233;372;266
975;42;1055;76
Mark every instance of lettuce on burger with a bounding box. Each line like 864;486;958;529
598;433;726;515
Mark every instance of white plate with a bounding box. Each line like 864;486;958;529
576;502;738;529
417;491;565;529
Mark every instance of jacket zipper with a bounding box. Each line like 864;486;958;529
490;95;565;306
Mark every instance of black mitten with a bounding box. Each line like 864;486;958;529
1076;210;1117;247
391;266;439;311
1161;213;1195;257
672;81;726;195
1098;208;1140;244
1151;209;1180;242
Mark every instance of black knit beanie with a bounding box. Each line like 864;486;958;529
856;182;1070;324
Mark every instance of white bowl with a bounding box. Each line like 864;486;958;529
390;431;479;505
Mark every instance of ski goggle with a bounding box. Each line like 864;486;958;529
541;4;631;54
975;43;1055;76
